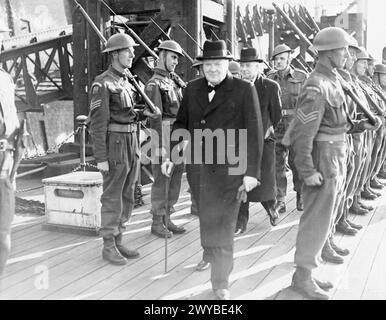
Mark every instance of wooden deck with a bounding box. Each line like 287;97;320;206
1;173;386;300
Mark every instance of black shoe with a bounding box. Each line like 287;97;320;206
114;234;140;259
361;190;377;200
102;236;127;265
370;179;384;189
346;219;363;230
336;222;358;236
359;202;374;211
165;218;186;234
368;188;381;197
267;206;280;226
314;278;334;291
321;244;344;264
329;237;350;256
234;222;247;235
196;259;210;272
276;201;286;214
377;171;386;179
296;193;304;211
350;204;369;215
291;272;329;299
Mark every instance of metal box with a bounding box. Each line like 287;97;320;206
42;171;103;236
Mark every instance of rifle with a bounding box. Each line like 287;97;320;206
148;18;194;64
272;2;318;58
98;0;158;60
371;83;386;105
336;73;378;124
243;5;256;39
356;80;386;116
236;6;248;43
300;5;320;33
74;0;158;113
252;5;264;36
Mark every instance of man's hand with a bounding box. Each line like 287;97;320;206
97;161;109;173
143;106;162;119
363;116;382;131
243;176;260;192
161;159;174;177
303;172;323;186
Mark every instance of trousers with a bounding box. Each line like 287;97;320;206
294;141;347;271
99;132;139;237
203;245;233;290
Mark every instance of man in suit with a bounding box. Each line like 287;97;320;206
235;47;282;234
161;40;264;300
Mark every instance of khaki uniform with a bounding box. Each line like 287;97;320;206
267;67;307;202
89;66;140;238
290;62;367;271
0;68;20;274
145;68;184;216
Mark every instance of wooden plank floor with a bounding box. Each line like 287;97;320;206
1;173;386;300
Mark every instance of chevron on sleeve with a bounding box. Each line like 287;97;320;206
296;109;319;124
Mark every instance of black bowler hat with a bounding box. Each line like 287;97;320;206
238;47;263;63
196;40;233;60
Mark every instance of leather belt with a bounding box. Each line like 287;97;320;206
282;109;295;116
0;139;15;152
108;123;137;133
315;132;346;142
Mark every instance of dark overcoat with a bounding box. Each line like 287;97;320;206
247;76;282;202
172;74;264;247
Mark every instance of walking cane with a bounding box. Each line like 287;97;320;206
164;165;173;274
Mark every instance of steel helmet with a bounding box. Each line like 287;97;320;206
228;61;240;74
356;47;371;60
102;33;138;53
348;36;360;51
155;40;183;56
271;44;292;59
192;58;203;68
374;64;386;74
312;27;351;51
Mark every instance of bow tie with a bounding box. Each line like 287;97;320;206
207;83;220;93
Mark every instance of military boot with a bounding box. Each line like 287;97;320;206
336;220;358;236
346;219;363;230
291;268;329;300
377;170;386;180
164;216;186;234
361;190;377;200
151;215;172;238
350;198;369;215
321;241;344;264
102;236;127;265
370;179;384;190
359;202;374;211
114;233;139;259
296;193;304;211
329;237;350;256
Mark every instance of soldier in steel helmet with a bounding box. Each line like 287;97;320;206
289;27;381;299
88;32;160;265
267;44;308;214
145;40;187;238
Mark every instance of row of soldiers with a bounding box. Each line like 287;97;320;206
1;24;385;301
81;29;386;300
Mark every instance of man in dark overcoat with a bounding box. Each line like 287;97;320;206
161;40;264;300
235;47;282;234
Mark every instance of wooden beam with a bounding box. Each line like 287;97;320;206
109;0;162;14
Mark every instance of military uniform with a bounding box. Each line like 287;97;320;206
0;67;20;274
267;67;307;210
290;61;370;296
89;66;140;251
145;67;185;236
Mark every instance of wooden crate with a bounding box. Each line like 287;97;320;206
42;171;103;236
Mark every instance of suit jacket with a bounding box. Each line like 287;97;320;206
247;75;282;202
173;74;264;246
